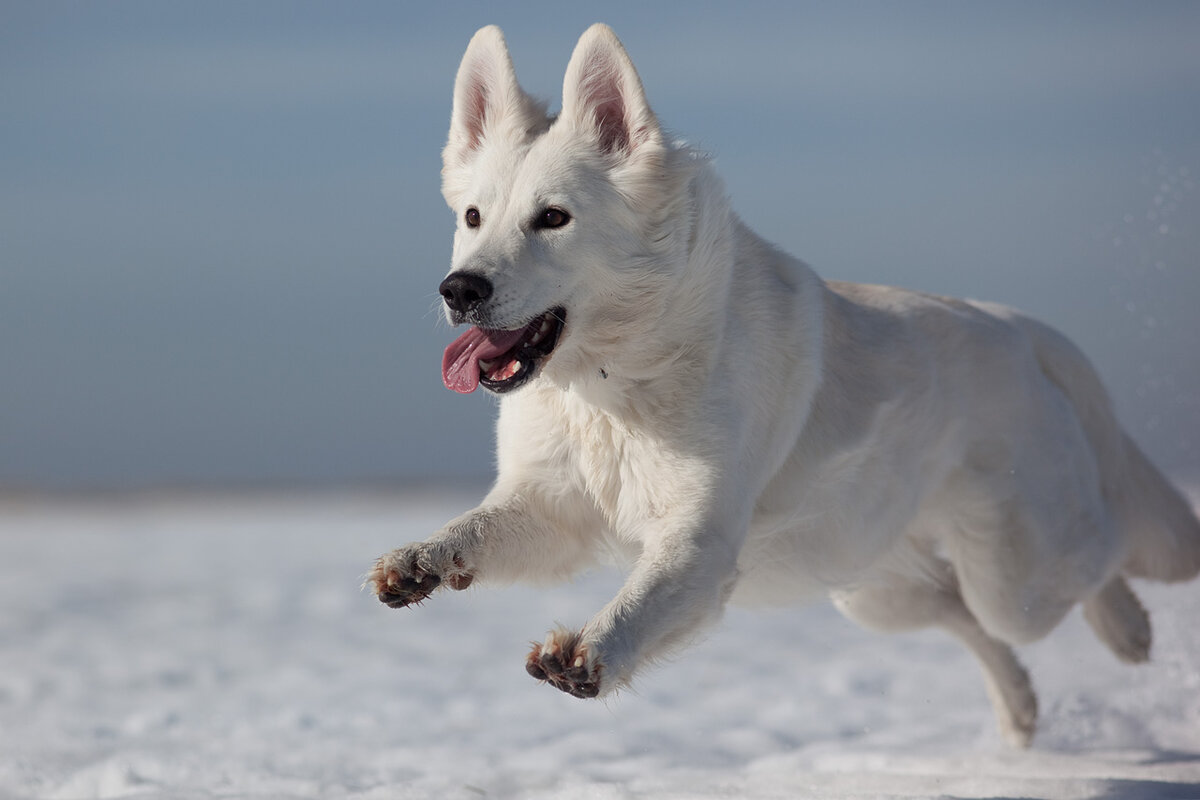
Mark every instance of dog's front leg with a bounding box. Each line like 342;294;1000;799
367;486;595;608
526;515;742;698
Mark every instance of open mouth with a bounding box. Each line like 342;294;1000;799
441;308;565;394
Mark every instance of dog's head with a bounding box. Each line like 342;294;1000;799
436;25;697;395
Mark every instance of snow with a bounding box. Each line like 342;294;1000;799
2;490;1198;800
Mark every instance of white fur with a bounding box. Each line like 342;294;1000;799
370;24;1200;745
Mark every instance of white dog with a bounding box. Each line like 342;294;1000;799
369;24;1200;746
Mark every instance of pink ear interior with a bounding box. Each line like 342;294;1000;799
458;58;495;151
576;53;630;154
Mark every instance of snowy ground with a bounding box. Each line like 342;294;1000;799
2;489;1198;800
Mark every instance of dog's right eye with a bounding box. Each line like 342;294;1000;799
464;207;481;228
533;207;571;230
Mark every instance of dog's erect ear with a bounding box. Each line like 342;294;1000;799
443;26;547;173
561;24;663;158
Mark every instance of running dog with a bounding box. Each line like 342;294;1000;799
369;24;1200;746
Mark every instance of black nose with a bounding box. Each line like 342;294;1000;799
439;272;493;314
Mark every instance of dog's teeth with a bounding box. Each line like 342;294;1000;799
479;358;496;372
486;359;521;382
528;318;553;346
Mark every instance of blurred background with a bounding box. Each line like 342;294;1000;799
3;1;1198;492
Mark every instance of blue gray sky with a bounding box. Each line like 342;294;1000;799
3;1;1198;489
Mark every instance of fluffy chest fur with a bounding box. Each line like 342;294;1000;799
501;384;719;551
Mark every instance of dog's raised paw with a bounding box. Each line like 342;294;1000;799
368;546;473;609
526;629;601;699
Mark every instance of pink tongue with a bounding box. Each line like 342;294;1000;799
442;326;528;394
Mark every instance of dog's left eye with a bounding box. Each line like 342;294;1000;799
533;207;571;230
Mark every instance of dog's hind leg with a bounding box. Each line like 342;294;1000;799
832;570;1038;748
1083;574;1151;664
936;593;1039;748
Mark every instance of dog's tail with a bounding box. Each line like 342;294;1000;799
1017;312;1200;583
1113;433;1200;582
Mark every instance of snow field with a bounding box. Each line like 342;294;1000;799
1;490;1197;799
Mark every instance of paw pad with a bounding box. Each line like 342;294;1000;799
368;547;474;609
525;630;601;698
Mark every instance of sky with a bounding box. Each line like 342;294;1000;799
2;1;1199;489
